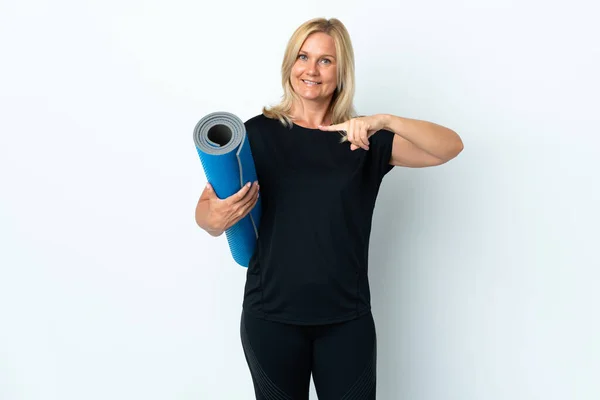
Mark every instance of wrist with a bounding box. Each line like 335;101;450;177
379;114;393;131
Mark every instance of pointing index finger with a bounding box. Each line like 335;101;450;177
318;123;346;132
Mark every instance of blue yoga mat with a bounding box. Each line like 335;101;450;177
193;112;262;267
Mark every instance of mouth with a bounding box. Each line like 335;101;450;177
301;79;321;86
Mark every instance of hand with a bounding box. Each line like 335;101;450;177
195;181;260;236
318;115;387;151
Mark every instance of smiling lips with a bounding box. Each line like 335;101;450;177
302;79;321;86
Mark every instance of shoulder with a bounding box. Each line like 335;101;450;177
245;113;280;131
245;112;292;133
244;113;267;126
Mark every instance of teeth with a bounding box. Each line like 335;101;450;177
303;80;319;85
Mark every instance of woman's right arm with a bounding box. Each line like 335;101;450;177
195;181;260;237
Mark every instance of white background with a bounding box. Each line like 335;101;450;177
1;0;599;399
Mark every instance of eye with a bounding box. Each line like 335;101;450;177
320;58;331;64
298;54;308;61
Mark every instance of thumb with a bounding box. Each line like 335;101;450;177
201;182;216;199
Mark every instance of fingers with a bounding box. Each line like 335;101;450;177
245;186;260;212
225;181;260;217
201;181;260;234
223;182;260;230
353;120;370;150
319;121;370;151
224;180;258;205
318;123;344;131
238;182;260;210
347;120;369;151
357;132;370;150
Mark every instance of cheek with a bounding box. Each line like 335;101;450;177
291;63;303;77
325;71;337;86
323;66;336;80
289;68;299;87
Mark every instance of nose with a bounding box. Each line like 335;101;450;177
306;60;319;76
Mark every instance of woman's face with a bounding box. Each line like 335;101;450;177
290;32;338;104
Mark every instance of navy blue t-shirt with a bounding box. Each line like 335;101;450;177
242;113;395;325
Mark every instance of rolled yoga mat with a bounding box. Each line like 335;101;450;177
193;112;262;267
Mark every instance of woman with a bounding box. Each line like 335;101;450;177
196;17;463;399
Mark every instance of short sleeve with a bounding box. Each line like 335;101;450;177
367;129;395;182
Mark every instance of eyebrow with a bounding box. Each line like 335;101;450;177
298;50;336;59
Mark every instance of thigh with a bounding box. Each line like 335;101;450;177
311;312;377;400
240;311;312;400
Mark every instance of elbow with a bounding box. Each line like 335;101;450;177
437;136;463;163
454;137;464;156
446;133;464;161
195;205;220;236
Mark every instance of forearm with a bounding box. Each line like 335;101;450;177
380;114;463;161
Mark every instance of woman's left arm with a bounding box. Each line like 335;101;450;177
318;113;464;168
380;114;464;168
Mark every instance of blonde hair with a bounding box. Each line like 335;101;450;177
262;18;357;140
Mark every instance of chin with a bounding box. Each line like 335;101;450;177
299;93;321;100
295;88;332;101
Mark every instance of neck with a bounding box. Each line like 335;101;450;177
291;98;333;128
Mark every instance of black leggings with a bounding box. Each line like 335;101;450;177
240;310;377;399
